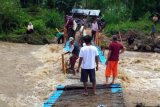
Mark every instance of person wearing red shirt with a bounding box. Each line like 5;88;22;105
105;35;125;84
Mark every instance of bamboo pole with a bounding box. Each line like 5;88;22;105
61;54;65;74
64;28;67;43
119;31;123;43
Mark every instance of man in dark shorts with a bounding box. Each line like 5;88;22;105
105;35;125;84
77;35;99;95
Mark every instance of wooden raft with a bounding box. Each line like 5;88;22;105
52;84;126;107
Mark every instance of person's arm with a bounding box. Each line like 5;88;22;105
96;22;99;31
120;48;125;54
64;19;69;28
77;57;83;72
120;45;125;54
95;56;99;71
31;25;33;30
27;25;30;30
105;44;112;65
63;44;74;54
63;51;70;55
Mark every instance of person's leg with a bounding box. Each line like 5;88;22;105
81;69;88;95
83;82;88;94
105;61;111;84
92;81;96;94
70;55;77;75
62;36;64;43
111;77;115;84
106;76;109;84
91;30;94;40
111;61;118;84
57;37;60;44
70;56;76;75
88;69;96;94
92;31;96;41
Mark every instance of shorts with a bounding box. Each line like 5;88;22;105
81;68;96;83
105;61;118;77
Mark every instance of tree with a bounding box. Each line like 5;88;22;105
46;0;56;9
55;0;82;15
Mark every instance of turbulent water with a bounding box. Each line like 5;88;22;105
0;42;160;107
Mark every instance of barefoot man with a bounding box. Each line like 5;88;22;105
105;35;125;84
77;35;99;95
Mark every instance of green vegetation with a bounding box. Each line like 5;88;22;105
0;0;160;44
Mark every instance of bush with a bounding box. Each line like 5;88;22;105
103;4;131;24
105;18;153;36
32;19;47;35
0;0;30;34
13;28;26;35
43;10;64;29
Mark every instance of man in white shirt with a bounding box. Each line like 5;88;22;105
77;35;99;95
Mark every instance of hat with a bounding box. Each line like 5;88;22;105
69;37;74;42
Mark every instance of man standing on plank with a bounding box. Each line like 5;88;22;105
77;35;99;95
105;35;125;84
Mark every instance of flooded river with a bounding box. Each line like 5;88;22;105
0;42;160;107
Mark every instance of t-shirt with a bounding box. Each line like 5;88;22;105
91;22;98;31
66;18;73;29
27;25;33;30
108;42;123;61
79;45;99;69
56;32;64;38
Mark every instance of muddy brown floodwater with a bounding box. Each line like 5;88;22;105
0;41;160;107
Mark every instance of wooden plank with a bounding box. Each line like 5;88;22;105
57;84;121;91
53;88;125;107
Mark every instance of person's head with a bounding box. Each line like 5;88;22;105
112;35;118;41
69;37;74;44
29;22;32;25
93;20;96;23
83;35;92;44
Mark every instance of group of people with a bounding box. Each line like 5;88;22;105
63;34;125;95
64;15;103;43
62;15;125;96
